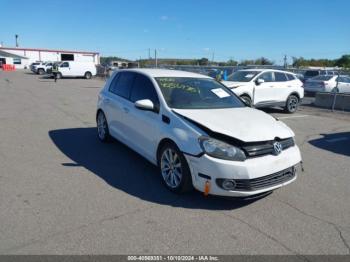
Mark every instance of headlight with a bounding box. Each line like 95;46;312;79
199;137;246;161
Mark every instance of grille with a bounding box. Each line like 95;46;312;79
242;137;294;158
229;167;296;191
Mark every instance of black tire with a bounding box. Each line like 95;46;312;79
56;72;62;79
158;142;193;194
96;111;112;142
85;71;92;79
240;95;252;106
284;95;299;113
38;68;45;75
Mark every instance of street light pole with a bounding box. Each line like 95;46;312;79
155;49;158;68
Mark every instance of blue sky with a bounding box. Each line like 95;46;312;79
1;0;350;64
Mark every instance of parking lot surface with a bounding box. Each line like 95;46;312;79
0;70;349;255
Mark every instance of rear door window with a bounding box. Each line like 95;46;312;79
258;72;274;82
274;72;288;82
109;72;135;99
286;74;296;81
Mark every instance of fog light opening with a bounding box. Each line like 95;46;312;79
222;179;237;190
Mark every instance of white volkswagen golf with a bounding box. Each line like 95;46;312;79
96;69;302;197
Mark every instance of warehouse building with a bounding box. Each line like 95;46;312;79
0;47;100;69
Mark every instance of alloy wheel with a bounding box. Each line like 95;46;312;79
160;148;183;188
288;97;298;112
97;113;107;140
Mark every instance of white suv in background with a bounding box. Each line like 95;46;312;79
96;69;302;198
33;62;54;75
222;69;304;113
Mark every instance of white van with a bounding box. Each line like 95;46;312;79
56;61;97;79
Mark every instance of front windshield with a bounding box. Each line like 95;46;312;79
156;77;245;109
227;71;260;82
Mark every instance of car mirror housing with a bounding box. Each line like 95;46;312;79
135;99;155;111
256;78;265;85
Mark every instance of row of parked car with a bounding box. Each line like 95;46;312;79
29;61;97;79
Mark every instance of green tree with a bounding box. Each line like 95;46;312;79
335;55;350;68
226;59;238;66
197;58;209;66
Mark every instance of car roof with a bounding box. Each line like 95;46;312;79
121;68;212;79
238;69;295;74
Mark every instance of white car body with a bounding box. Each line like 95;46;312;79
222;69;304;111
304;75;350;94
96;69;302;197
33;62;54;74
30;62;44;73
56;61;96;78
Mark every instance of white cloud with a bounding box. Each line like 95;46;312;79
160;15;169;21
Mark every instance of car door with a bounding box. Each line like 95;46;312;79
273;72;290;102
253;71;275;105
103;72;135;144
337;77;350;93
59;62;70;76
124;73;161;162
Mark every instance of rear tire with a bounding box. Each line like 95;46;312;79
158;142;193;194
96;111;112;142
284;95;299;113
38;68;45;75
85;71;92;79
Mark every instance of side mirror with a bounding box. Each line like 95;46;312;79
135;99;155;111
255;78;265;85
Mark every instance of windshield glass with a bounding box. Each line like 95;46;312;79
156;77;245;109
312;75;334;81
227;71;260;82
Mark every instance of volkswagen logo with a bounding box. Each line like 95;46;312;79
273;142;283;155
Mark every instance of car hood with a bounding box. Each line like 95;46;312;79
173;107;294;142
221;81;252;88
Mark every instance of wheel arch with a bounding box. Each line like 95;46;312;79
96;108;105;121
288;92;300;100
156;138;178;163
240;93;252;99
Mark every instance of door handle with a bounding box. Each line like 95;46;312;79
123;107;130;113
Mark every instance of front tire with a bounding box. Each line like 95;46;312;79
240;95;252;106
158;142;193;193
85;71;92;79
56;72;62;79
96;111;111;142
38;68;45;75
284;95;299;113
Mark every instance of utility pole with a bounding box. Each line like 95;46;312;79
148;48;151;59
154;49;158;68
283;54;288;69
15;34;19;47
